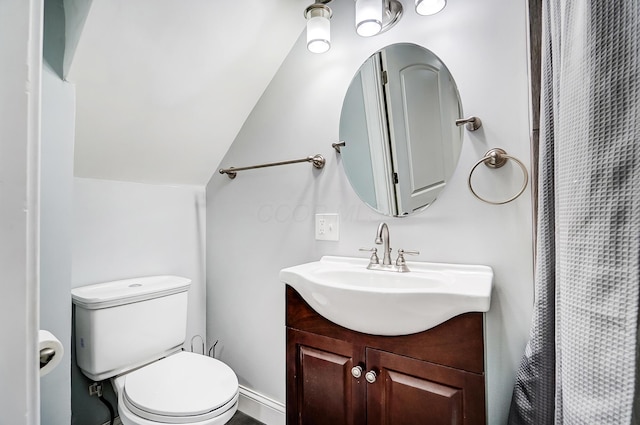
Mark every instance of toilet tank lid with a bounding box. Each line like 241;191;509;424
72;275;191;310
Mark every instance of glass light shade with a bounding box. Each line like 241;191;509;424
306;6;331;53
355;0;382;37
415;0;446;16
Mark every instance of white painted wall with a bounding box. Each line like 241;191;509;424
72;178;206;424
69;0;307;185
40;61;76;425
62;0;94;78
72;178;207;346
206;1;533;424
0;1;42;424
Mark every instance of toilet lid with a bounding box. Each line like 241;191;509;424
123;351;238;423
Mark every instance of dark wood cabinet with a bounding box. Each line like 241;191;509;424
286;285;486;425
287;328;364;425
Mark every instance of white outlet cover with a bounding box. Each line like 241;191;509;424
315;214;339;241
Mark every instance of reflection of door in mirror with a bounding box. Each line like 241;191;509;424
383;44;463;215
341;54;396;215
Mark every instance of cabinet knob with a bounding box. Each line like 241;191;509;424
365;370;377;384
351;366;363;379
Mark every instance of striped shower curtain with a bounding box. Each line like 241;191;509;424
509;1;640;424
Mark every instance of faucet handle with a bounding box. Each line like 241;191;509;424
395;249;419;272
359;247;380;267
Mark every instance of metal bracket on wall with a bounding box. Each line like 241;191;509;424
455;116;483;131
332;141;346;153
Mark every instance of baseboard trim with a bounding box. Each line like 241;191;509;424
238;385;285;425
101;417;123;425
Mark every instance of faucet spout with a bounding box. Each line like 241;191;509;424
375;222;392;266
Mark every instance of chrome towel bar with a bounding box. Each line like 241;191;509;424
219;154;325;179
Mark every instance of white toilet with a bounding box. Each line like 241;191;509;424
72;275;239;425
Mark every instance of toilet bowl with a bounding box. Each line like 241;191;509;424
71;276;240;425
113;352;239;425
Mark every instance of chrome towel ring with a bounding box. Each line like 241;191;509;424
468;148;528;205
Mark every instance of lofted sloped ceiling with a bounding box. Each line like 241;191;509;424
68;0;307;186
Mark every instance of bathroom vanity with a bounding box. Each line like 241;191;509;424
285;285;486;424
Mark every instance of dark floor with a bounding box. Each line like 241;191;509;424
228;410;266;425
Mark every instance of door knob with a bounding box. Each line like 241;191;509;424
365;370;377;384
351;366;363;379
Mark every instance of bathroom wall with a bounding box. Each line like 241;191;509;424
40;61;76;425
0;1;42;424
71;178;206;424
40;0;76;423
61;0;94;78
206;0;533;424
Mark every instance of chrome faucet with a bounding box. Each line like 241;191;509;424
361;222;420;272
375;222;392;266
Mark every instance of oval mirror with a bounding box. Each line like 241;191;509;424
339;43;464;216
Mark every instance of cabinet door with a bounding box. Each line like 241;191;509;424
366;349;485;425
287;328;366;425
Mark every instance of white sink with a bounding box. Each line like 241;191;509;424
280;256;493;336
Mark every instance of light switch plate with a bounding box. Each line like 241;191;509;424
315;213;339;241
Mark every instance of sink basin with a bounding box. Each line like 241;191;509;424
280;256;493;336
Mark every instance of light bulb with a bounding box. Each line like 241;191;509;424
355;0;382;37
305;4;332;53
415;0;446;16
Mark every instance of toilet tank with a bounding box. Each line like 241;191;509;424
72;275;191;381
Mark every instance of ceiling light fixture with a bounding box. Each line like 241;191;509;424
305;2;332;54
356;0;404;37
355;0;383;36
415;0;447;16
305;0;445;53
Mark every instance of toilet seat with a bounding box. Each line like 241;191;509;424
117;352;239;424
117;398;237;425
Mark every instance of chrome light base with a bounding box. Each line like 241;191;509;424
380;0;403;34
304;2;332;20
